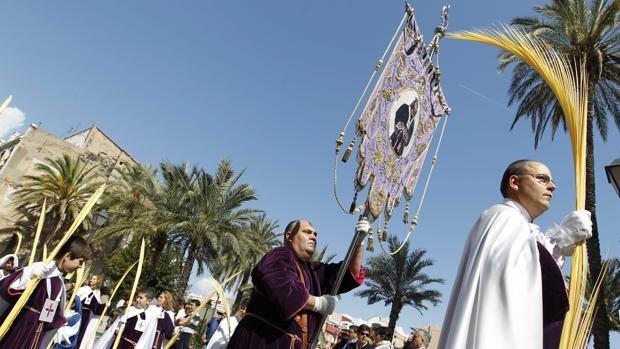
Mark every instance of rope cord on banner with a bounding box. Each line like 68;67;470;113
333;12;408;214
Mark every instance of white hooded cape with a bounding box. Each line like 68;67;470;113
438;199;566;349
76;285;102;349
0;254;18;280
93;305;157;349
205;316;239;349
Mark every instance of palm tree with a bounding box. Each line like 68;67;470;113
164;160;258;298
498;1;620;346
585;258;620;332
209;213;281;311
11;154;98;248
96;164;165;282
355;236;443;335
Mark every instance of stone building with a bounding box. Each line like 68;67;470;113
0;124;137;233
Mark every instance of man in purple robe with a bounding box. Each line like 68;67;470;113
227;219;370;349
0;236;91;349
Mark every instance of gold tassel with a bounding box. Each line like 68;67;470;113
382;224;388;242
342;138;356;163
366;227;374;252
403;203;410;223
335;132;345;155
376;227;382;242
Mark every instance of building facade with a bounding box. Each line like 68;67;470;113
0;124;136;233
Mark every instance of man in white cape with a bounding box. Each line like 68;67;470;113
438;160;592;349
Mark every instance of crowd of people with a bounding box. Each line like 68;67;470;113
329;325;430;349
0;159;596;349
0;236;248;349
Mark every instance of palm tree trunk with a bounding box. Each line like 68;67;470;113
177;242;197;300
387;300;403;340
585;100;610;349
144;232;168;287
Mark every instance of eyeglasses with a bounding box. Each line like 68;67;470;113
517;173;555;185
359;332;370;336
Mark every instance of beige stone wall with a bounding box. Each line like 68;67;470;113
0;124;137;231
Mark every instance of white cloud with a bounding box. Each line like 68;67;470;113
0;107;25;139
189;276;235;302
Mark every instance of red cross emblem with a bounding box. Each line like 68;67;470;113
44;303;55;317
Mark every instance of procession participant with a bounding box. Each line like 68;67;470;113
372;327;392;349
202;305;225;345
227;219;369;349
355;324;373;349
342;325;358;349
142;291;175;349
175;299;200;349
76;274;107;349
408;329;430;349
205;304;246;349
438;160;592;349
0;236;91;349
0;254;18;280
52;292;83;349
94;289;157;349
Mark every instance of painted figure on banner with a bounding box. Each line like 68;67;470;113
389;92;420;157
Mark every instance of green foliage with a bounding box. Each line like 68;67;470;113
498;0;620;147
355;236;443;334
11;154;98;247
104;236;181;298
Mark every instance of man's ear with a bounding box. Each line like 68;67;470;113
508;175;520;192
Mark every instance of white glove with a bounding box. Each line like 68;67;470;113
54;330;71;344
312;294;338;315
30;262;52;279
547;210;592;255
356;219;371;246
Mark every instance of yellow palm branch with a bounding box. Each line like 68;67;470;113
111;238;146;349
29;198;47;266
83;261;138;349
0;96;12;114
0;184;106;341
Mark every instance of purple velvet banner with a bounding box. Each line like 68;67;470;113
356;13;449;220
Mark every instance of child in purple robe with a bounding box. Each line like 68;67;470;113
93;289;157;349
75;273;106;349
0;236;91;349
150;291;175;349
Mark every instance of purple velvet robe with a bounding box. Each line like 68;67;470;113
227;246;364;349
152;310;175;348
116;311;147;349
75;290;105;347
0;268;67;349
537;242;569;349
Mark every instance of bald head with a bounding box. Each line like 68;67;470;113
283;219;317;261
500;160;556;220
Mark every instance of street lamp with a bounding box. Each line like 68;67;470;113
87;209;109;243
605;157;620;199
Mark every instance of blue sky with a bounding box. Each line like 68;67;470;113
1;0;618;344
